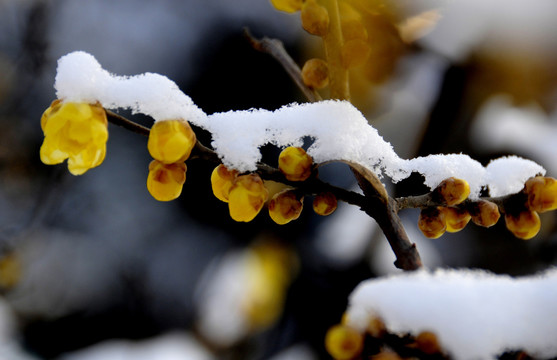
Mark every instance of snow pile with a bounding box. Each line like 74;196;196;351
346;268;557;360
54;51;545;197
55;51;206;124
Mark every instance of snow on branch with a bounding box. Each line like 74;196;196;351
55;51;545;197
345;268;557;359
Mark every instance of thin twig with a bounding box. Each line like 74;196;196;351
243;28;322;102
395;191;528;216
106;109;150;136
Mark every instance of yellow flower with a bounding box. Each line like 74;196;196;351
504;210;541;240
210;164;239;203
147;160;186;201
228;174;269;222
325;324;364;360
313;192;338;216
40;100;108;175
268;190;304;225
525;176;557;213
278;146;313;182
148;119;196;164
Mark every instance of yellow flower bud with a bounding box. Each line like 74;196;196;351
325;324;364;360
440;207;471;233
418;207;446;239
415;331;442;355
40;100;108;175
147;119;196;164
525;176;557;213
278;147;313;182
228;174;269;222
313;192;337;216
301;58;329;90
470;200;500;227
505;211;541;240
301;0;329;36
147;160;186;201
268;190;304;225
270;0;302;13
210;164;238;202
435;177;470;206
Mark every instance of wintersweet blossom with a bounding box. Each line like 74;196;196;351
40;100;108;175
146;160;187;201
148;119;197;164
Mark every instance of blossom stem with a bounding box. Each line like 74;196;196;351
106;110;150;136
321;0;350;100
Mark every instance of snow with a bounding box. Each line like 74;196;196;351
54;51;546;198
55;51;206;124
345;268;557;360
59;332;214;360
194;252;252;347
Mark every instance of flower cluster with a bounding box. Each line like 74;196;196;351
39;99;197;202
146;119;196;201
325;315;443;359
416;176;557;240
211;147;337;224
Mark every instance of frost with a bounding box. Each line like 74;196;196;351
54;51;546;197
345;268;557;360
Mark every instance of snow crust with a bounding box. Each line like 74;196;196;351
54;51;545;197
346;268;557;360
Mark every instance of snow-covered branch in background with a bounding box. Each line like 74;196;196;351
344;268;557;359
54;51;544;197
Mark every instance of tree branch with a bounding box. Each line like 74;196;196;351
243;28;322;102
106;110;150;136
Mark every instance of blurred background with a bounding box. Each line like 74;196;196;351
1;0;557;359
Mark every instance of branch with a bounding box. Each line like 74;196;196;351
395;188;529;215
243;28;322;102
106;110;150;136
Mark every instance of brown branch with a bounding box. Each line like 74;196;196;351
243;28;322;102
106;110;150;136
395;190;529;215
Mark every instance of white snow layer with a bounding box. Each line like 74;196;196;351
54;51;545;197
346;268;557;360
